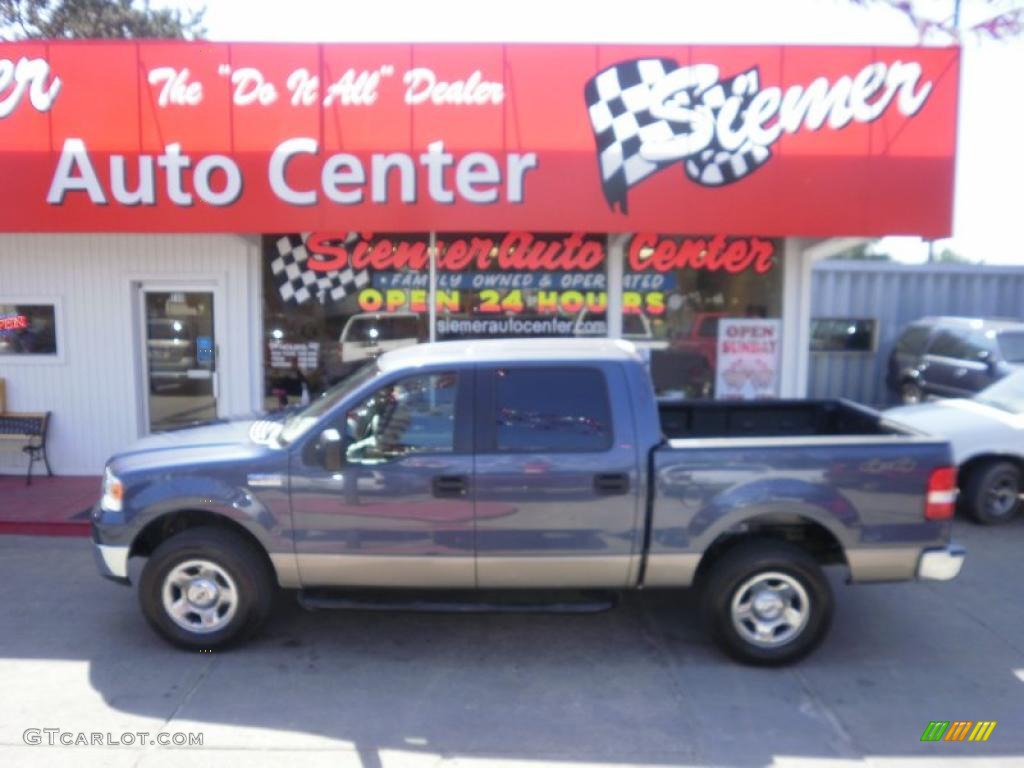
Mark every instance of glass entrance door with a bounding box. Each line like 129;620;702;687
143;290;217;432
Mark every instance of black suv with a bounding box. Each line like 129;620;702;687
888;317;1024;403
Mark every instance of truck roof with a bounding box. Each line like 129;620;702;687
377;338;642;371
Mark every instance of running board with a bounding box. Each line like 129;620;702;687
297;588;618;614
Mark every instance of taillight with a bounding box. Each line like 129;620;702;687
925;466;957;520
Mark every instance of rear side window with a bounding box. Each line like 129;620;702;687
895;325;931;355
491;367;613;452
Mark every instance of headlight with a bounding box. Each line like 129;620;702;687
100;467;124;513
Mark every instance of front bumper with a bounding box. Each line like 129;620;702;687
917;543;966;581
91;517;131;585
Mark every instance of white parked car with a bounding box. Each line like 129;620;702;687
339;312;424;365
572;309;667;348
885;371;1024;524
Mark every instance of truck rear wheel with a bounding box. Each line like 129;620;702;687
138;527;274;650
700;539;833;665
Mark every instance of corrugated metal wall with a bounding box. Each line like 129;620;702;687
809;260;1024;405
0;234;259;475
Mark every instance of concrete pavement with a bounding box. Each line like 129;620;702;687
1;517;1023;767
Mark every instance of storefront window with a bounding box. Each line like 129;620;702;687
263;231;781;407
433;232;607;340
623;235;783;399
262;232;608;407
263;232;432;409
0;303;58;356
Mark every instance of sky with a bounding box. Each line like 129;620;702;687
178;0;1024;265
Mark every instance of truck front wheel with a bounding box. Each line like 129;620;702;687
700;539;833;665
138;527;275;650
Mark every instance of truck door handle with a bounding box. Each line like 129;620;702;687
594;472;630;495
433;474;468;498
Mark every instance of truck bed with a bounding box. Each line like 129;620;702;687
646;396;953;588
658;398;904;440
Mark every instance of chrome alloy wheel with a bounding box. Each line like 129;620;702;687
730;571;810;648
161;559;239;634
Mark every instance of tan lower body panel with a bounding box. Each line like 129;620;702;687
642;553;702;587
476;555;634;588
269;552;302;588
295;554;475;588
280;549;921;589
846;547;921;582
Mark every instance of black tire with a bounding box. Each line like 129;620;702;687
138;527;275;650
700;539;833;666
900;379;923;404
963;461;1021;525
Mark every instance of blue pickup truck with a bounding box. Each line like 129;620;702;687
92;339;963;664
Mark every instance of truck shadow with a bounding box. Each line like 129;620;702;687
2;522;1024;766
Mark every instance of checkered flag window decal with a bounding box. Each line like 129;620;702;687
584;58;772;212
270;233;370;305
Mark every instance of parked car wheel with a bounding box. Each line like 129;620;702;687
963;461;1022;525
139;527;275;650
701;539;833;665
900;379;924;404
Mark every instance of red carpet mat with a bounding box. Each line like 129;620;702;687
0;475;100;536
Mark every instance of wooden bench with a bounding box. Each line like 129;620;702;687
0;379;53;485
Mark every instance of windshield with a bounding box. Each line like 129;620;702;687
997;331;1024;363
975;370;1024;415
277;362;378;444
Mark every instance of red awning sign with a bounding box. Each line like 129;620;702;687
0;43;959;236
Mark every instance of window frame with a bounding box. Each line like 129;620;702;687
0;296;65;365
475;364;615;455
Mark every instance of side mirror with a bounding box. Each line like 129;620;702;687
319;428;345;472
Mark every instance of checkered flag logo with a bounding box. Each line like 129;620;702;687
270;233;370;305
584;59;772;212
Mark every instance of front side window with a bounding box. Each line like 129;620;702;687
346;372;458;461
491;367;612;453
963;331;995;360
